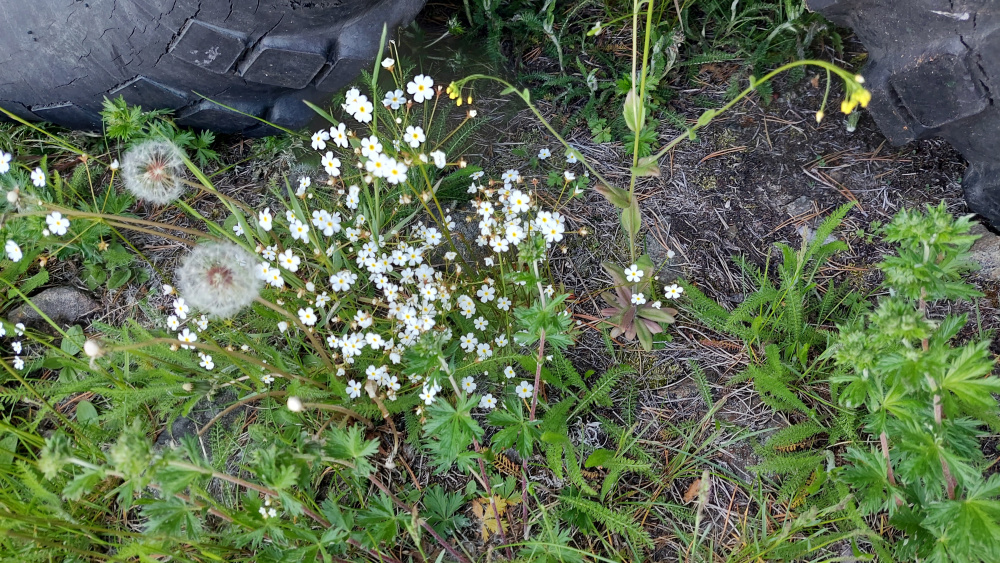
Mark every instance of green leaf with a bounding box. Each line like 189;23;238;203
423;394;484;471
594;184;631;209
623;88;644;133
696;109;717;127
107;268;132;290
637;307;676;324
60;325;85;356
621;197;641;239
488;399;541;459
631;155;660;177
585;449;615;468
75;400;98;425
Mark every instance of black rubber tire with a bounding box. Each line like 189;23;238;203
807;0;1000;227
0;0;426;136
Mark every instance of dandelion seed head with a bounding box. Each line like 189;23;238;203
121;140;186;204
176;242;262;318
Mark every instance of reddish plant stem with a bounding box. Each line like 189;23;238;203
933;394;958;499
471;436;515;559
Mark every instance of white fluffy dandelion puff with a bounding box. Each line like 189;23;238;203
176;242;262;318
121;140;187;204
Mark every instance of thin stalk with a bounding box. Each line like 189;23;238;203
254;296;336;374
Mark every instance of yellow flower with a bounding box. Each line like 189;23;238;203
840;86;872;114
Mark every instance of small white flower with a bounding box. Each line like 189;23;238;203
352;99;374;123
504;365;516;379
497;297;511;311
11;341;22;354
473;316;488;330
538;147;551;160
31;167;45;187
232;222;244;236
298;176;312;194
298;307;317;326
45;212;70;236
290;220;310;241
479;393;497;410
199;354;214;370
109;159;120;171
12;356;24;370
515;380;534;399
14;323;24;336
258;208;273;231
4;240;22;262
624;264;643;283
262;373;275;385
166;315;180;330
330;122;349;148
347;379;362;399
174;298;190;319
278;249;300;272
321;151;341;176
461;376;477;393
382;89;406;110
311;129;330;151
0;152;11;174
196;315;209;331
278;321;289;333
664;284;684;299
476;284;496;303
360;135;383;158
566;150;578;164
564;170;576;182
177;328;198;349
405;126;426;148
407;74;435;103
631;293;647;305
382;57;395;69
430;150;446;169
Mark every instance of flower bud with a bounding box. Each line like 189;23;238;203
83;339;104;358
287;396;304;412
6;189;19;205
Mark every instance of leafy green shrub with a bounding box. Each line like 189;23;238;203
830;203;1000;562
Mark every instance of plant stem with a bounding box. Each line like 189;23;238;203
529;330;546;422
367;474;473;563
254;296;336;373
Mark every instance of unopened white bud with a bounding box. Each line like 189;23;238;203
6;189;18;205
287;396;304;412
83;339;103;358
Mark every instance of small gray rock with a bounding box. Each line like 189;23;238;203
785;195;814;218
644;229;681;283
969;224;1000;280
8;286;98;329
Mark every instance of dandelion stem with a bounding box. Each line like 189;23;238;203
108;338;322;389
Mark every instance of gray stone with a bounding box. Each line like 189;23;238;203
785;195;815;218
644;229;681;283
968;224;1000;280
8;286;98;329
